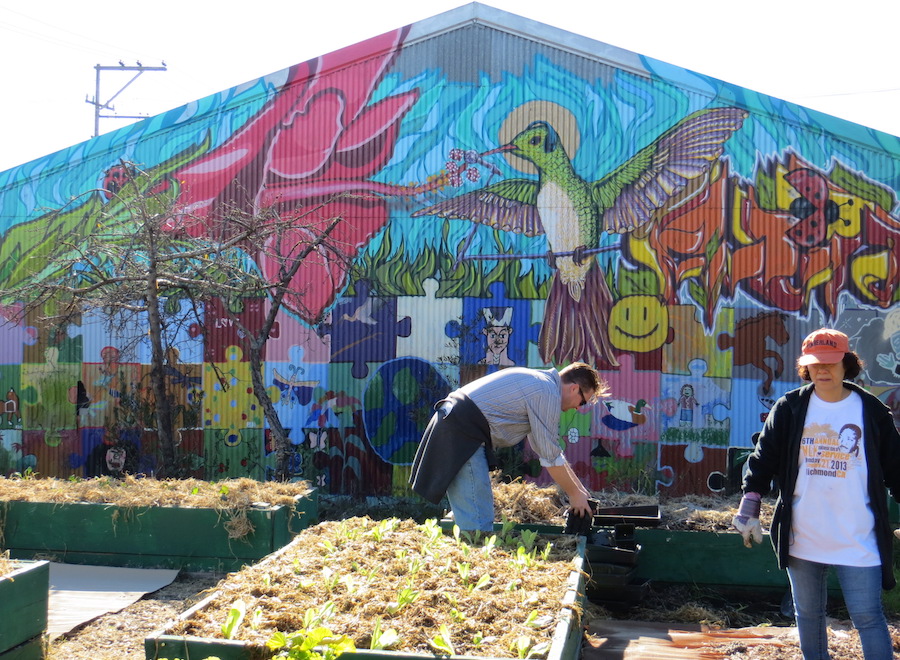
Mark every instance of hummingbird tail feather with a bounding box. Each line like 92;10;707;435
539;264;619;368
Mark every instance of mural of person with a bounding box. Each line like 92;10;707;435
677;384;699;428
477;307;515;367
4;388;20;428
875;309;900;378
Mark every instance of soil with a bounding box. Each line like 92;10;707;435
6;478;896;659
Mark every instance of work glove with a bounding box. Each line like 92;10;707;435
731;492;763;548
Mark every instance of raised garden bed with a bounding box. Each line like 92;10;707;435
0;559;49;660
0;477;316;572
146;517;586;660
631;528;786;589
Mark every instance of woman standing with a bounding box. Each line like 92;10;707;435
734;328;900;659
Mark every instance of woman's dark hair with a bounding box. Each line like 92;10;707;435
797;352;864;381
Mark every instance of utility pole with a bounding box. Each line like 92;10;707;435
86;61;167;137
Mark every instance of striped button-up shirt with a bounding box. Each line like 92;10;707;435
458;367;565;467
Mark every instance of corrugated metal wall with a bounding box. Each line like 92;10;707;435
0;7;899;498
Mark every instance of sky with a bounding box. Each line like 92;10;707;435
1;0;899;173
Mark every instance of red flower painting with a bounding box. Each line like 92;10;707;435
166;27;424;323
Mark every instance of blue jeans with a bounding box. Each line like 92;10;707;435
786;556;893;659
445;446;494;532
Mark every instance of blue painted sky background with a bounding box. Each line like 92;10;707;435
1;0;899;173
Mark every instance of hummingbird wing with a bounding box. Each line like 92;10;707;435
593;106;748;234
412;179;545;236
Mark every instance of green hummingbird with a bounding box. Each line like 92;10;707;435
414;106;747;367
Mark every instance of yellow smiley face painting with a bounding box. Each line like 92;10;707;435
608;295;670;353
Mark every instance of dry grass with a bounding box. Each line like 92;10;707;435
0;475;310;509
0;549;13;577
0;475;312;541
491;478;770;531
167;516;582;658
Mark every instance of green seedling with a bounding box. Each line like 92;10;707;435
339;574;357;595
386;586;419;615
540;541;552;561
368;517;400;542
221;599;246;639
511;635;532;659
499;517;517;546
422;518;443;544
407;556;424;576
250;606;264;631
481;534;497;554
472;632;497;649
428;624;455;656
511;545;538;570
369;617;401;650
524;610;554;629
303;602;336;629
519;529;538;551
322;567;340;592
505;578;523;591
267;627;356;660
471;572;491;591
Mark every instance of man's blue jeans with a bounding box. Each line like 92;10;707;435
786;556;892;659
445;446;494;532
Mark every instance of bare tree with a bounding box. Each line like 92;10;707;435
190;202;349;481
0;162;350;479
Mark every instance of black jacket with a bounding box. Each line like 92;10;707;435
744;381;900;590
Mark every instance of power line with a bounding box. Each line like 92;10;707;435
0;6;164;63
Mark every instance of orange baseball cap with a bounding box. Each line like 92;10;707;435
797;328;850;365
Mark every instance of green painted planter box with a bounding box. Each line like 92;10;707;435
0;637;44;660
0;490;317;572
144;536;587;660
632;529;786;588
438;519;797;590
0;560;49;658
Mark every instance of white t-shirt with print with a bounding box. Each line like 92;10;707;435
789;390;880;566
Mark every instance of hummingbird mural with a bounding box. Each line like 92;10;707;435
413;106;747;367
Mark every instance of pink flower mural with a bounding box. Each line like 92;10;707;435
164;27;433;323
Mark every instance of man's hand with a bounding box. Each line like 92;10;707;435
564;497;598;536
568;491;593;518
732;492;763;548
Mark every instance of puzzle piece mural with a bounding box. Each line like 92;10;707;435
0;7;898;496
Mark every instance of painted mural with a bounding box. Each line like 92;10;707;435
0;12;899;498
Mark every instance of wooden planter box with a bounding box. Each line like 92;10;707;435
145;531;586;660
632;529;787;588
0;560;49;659
0;490;317;572
441;521;797;591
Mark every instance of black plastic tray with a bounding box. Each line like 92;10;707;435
594;504;660;527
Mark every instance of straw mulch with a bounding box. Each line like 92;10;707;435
0;475;312;541
491;478;774;531
168;516;582;658
0;550;13;577
0;475;310;508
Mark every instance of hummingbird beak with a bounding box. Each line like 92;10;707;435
481;144;516;156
